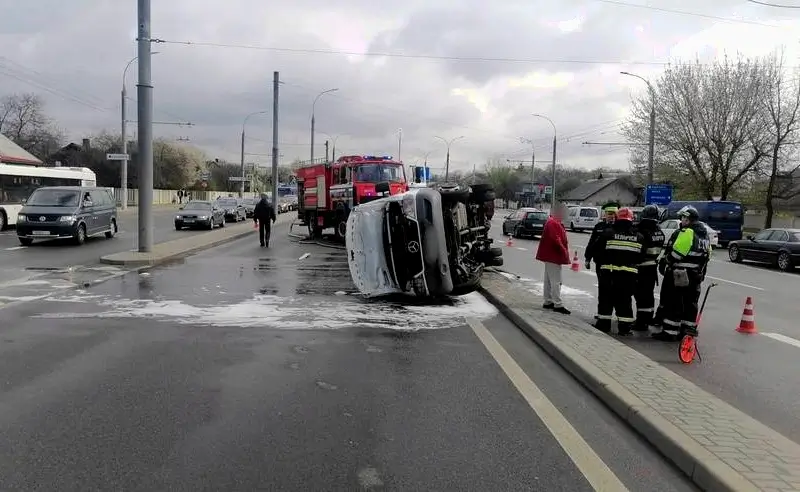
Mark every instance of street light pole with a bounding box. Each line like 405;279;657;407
240;110;269;197
621;71;656;185
398;128;402;161
136;0;154;252
321;133;340;161
532;114;557;211
120;52;158;210
435;135;464;181
310;88;338;162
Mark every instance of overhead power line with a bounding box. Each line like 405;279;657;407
151;38;673;66
596;0;791;26
746;0;800;7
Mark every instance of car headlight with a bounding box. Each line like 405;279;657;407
17;215;26;222
198;215;208;219
176;215;182;220
401;195;417;218
59;215;76;222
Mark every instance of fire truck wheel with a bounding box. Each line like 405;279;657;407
335;219;346;240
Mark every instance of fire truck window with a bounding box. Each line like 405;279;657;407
343;166;351;183
333;167;341;184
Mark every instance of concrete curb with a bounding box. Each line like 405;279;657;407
99;223;256;266
479;277;759;492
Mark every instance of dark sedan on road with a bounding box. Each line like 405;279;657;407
175;200;224;230
501;208;548;238
242;197;257;218
728;228;800;271
216;197;246;222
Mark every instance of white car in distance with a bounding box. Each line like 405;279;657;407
658;219;719;248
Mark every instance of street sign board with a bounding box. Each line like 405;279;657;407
645;184;673;205
106;153;129;160
544;186;553;194
228;176;249;182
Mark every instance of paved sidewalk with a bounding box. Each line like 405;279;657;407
480;271;800;492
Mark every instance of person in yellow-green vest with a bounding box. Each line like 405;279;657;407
652;205;711;342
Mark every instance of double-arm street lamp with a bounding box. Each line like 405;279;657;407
310;88;338;162
435;135;464;181
621;71;656;185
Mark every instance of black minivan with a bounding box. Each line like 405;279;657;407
16;186;118;246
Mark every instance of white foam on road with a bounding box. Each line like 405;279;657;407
37;291;498;331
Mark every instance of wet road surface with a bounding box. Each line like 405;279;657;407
0;223;694;490
0;206;231;284
490;211;800;445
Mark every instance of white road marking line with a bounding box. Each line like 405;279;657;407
466;318;629;491
4;246;26;250
761;333;800;349
516;247;528;251
704;275;764;291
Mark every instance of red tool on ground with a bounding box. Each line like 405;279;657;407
506;235;514;247
253;220;258;229
570;250;580;272
678;282;718;364
735;296;758;334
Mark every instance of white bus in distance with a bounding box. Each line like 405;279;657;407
0;163;97;230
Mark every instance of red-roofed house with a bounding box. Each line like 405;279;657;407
0;133;42;165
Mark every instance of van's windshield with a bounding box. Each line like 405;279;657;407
26;189;80;207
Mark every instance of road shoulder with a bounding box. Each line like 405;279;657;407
480;271;800;491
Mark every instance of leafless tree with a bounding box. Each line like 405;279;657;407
759;51;800;227
0;92;64;158
623;56;770;200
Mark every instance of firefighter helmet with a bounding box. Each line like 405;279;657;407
641;205;660;220
677;205;700;221
616;207;634;221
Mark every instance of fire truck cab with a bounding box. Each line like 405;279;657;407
296;155;407;239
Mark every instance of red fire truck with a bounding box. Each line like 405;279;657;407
296;155;408;239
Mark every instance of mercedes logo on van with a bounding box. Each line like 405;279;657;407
39;216;46;221
407;241;420;253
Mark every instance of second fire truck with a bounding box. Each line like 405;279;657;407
296;155;408;239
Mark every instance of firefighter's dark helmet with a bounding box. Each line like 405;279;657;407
641;205;659;220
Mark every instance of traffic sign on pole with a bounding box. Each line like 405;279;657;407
106;153;130;161
645;184;673;205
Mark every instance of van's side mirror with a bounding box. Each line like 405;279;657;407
20;198;26;204
375;181;390;194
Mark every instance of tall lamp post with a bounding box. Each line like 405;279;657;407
321;133;340;161
621;71;655;185
121;52;158;210
240;110;269;197
532;114;557;210
310;88;338;162
435;135;464;181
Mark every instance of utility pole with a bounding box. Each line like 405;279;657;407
120;85;127;210
271;72;280;209
137;0;154;252
310;88;337;163
398;128;402;161
325;140;329;162
551;135;557;210
435;135;464;181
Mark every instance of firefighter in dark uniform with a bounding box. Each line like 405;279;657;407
585;203;617;322
592;207;645;336
652;205;711;341
633;205;665;331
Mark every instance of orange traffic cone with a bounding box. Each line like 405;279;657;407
736;296;757;334
506;234;514;247
570;250;580;272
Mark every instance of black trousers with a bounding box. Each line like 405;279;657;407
595;268;637;334
258;221;271;246
653;272;672;326
662;273;701;336
634;265;658;329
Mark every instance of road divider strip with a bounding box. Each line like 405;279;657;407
479;271;800;491
99;214;291;267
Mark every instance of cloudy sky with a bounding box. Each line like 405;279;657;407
1;0;799;174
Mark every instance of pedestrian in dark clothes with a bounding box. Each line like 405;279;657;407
253;193;277;247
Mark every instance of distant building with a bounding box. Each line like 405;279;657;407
0;133;42;165
562;177;639;206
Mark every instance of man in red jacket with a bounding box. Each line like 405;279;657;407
535;204;571;315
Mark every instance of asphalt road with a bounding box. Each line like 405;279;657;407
0;223;694;490
0;206;247;284
490;211;800;445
